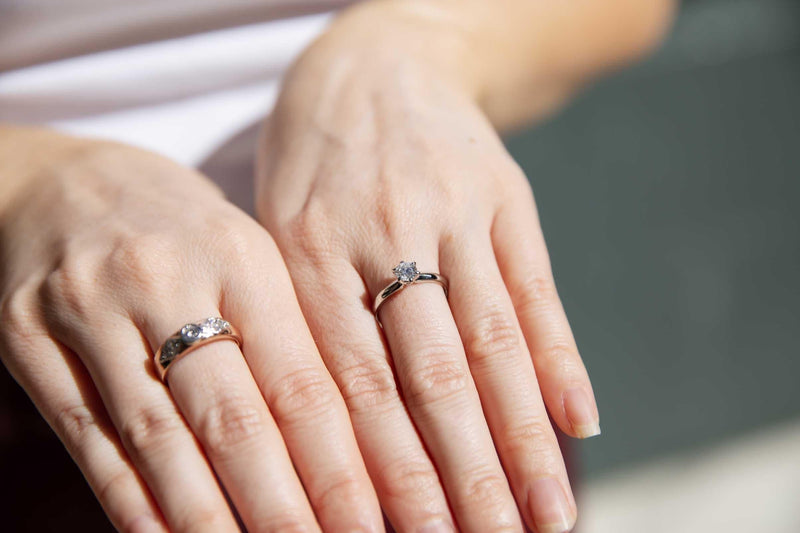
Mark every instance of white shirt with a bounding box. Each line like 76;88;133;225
0;2;352;210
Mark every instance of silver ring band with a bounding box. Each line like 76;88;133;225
154;317;242;383
373;261;448;327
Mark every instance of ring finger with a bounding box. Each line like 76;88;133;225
284;256;455;532
365;255;522;532
144;305;320;533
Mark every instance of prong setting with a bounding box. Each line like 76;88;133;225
392;261;420;283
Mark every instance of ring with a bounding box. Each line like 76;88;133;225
154;317;242;383
373;261;448;327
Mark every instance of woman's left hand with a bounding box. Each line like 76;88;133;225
256;9;600;532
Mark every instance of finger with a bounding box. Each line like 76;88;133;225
443;235;577;533
365;256;523;532
284;255;455;532
42;308;240;532
0;308;166;532
152;308;321;533
493;192;601;439
222;247;385;532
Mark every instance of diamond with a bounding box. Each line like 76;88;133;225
180;324;202;344
159;338;182;365
393;261;419;283
200;317;229;337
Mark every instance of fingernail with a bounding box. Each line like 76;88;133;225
529;477;574;533
417;518;455;533
563;387;601;438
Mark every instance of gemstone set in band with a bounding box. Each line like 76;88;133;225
154;261;444;379
373;261;448;326
155;317;242;382
393;261;421;283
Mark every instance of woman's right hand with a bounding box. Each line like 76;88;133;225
0;127;383;532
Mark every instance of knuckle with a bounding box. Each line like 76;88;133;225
537;342;580;371
462;470;513;511
120;403;185;459
369;194;414;247
96;469;133;514
209;221;287;285
501;418;557;460
0;290;37;349
207;219;261;266
285;197;327;236
377;459;441;502
41;257;98;318
504;158;535;197
308;474;365;519
336;358;398;414
173;507;231;533
104;233;182;294
282;208;339;267
0;290;27;329
405;349;470;407
198;393;268;455
266;366;340;424
513;274;559;317
463;305;521;369
53;403;99;451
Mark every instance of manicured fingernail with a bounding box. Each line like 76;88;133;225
529;477;574;533
417;518;455;533
563;387;601;438
128;515;163;533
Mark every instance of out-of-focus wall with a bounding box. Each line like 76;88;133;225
506;0;800;476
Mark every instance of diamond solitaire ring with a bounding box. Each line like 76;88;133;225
154;317;242;383
373;261;448;327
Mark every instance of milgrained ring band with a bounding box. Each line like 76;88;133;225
373;261;448;327
154;317;242;383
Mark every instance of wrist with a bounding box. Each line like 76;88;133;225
283;0;675;131
281;1;479;110
279;0;571;132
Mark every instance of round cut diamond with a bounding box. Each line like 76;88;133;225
200;317;229;337
393;261;419;283
180;324;202;344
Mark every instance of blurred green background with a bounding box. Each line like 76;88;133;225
506;0;800;477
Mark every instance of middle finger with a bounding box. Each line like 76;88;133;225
220;249;383;532
442;235;576;533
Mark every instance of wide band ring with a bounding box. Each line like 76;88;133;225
154;317;242;383
373;261;448;327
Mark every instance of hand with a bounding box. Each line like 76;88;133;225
0;128;382;532
256;12;601;533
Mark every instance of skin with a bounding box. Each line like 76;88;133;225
0;129;383;532
0;0;675;532
258;1;675;532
